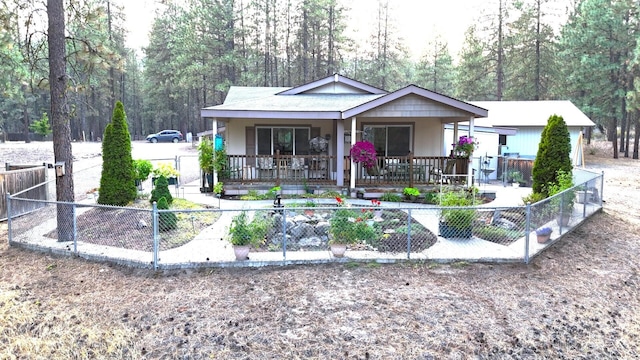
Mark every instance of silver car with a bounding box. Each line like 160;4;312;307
146;130;183;143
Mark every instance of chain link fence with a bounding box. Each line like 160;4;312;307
7;170;604;268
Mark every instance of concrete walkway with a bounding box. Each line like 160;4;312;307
154;182;540;267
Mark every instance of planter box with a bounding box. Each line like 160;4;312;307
152;176;178;186
439;221;472;239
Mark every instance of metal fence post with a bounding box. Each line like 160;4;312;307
599;171;604;208
282;208;288;261
152;202;159;270
73;203;78;254
406;208;412;259
524;202;531;264
6;193;11;244
582;180;588;219
559;194;565;235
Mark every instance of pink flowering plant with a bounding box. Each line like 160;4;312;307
452;135;478;158
349;141;377;168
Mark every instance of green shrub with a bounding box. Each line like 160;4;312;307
150;175;173;205
473;225;522;242
97;101;137;206
29;112;52;136
329;208;376;244
403;187;420;197
439;190;477;230
228;212;269;246
532;114;572;196
522;192;546;205
380;192;403;202
132;159;153;183
213;182;224;195
423;191;439;204
198;137;214;173
157;196;177;231
547;169;575;211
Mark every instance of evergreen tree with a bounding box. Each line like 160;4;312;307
150;175;173;205
416;36;456;96
455;25;495;100
532;114;572;196
98;101;136;206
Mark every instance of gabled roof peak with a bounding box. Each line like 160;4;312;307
277;74;388;95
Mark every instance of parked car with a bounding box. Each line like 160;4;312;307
146;130;183;143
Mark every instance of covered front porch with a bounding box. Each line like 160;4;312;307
217;153;472;189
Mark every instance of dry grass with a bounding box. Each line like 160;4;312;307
0;141;639;358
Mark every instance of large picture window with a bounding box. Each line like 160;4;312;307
256;127;310;155
363;125;412;156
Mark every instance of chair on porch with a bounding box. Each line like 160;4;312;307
289;157;305;180
432;158;457;184
257;157;274;179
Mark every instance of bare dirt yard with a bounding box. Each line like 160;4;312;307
1;140;639;359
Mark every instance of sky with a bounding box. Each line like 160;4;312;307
116;0;494;61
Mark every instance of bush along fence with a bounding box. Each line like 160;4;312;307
6;170;604;269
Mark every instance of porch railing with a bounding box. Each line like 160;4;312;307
220;154;470;188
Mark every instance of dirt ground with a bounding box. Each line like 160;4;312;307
1;140;639;359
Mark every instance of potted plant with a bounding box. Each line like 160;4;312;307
198;137;214;191
228;212;268;260
452;135;478;159
508;170;524;187
438;190;477;239
350;140;378;173
547;169;574;227
403;187;420;201
329;206;376;257
152;162;179;186
132;159;153;190
535;226;553;244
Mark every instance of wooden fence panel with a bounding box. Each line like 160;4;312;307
0;166;48;220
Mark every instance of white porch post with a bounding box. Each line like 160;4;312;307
336;120;345;186
349;117;356;193
212;118;218;185
453;122;459;155
468;117;474;187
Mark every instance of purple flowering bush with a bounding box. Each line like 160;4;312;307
452;135;478;158
349;141;377;168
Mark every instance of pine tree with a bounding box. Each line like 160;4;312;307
532;114;572;196
97;101;136;206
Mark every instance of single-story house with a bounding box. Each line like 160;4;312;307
200;74;488;190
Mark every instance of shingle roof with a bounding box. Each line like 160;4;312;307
210;86;384;112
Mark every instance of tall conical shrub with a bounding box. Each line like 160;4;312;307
532;114;572;196
150;175;173;205
97;101;137;206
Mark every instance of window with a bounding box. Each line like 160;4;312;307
499;134;507;146
256;127;310;155
363;125;412;156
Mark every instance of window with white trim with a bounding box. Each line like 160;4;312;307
363;125;412;156
256;127;310;155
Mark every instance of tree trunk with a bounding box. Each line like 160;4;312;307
48;0;75;241
633;113;639;160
